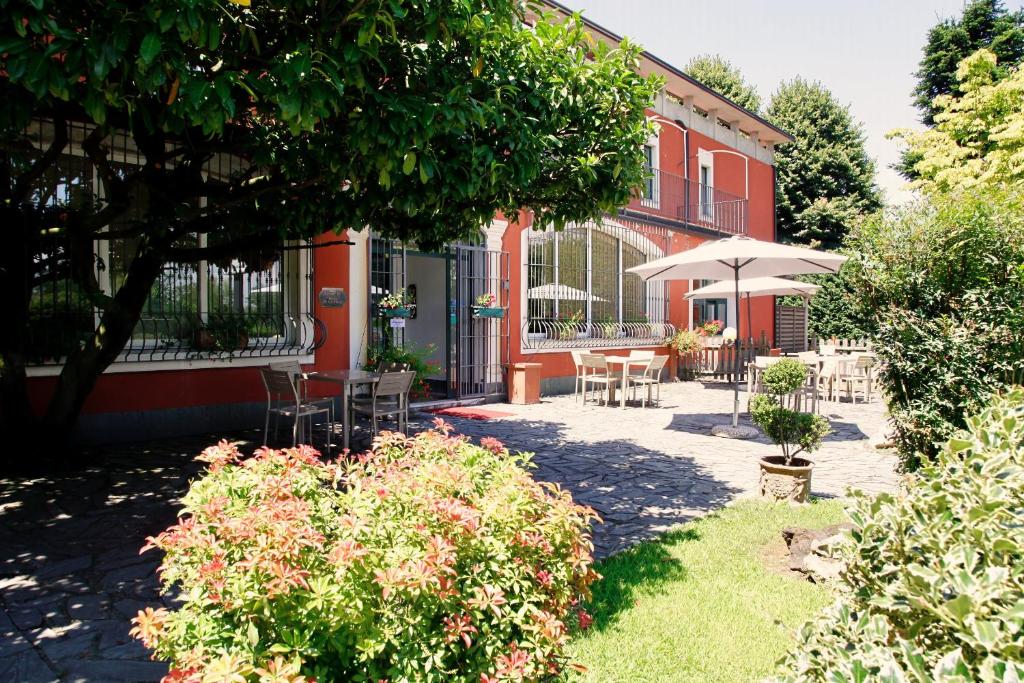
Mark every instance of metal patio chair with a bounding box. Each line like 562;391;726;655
626;354;669;407
267;361;336;417
260;367;333;454
350;370;416;437
580;353;619;406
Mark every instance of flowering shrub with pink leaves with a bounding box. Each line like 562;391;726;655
133;421;599;682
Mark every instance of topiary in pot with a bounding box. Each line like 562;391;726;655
750;359;830;503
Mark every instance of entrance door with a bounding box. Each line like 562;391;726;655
452;245;509;398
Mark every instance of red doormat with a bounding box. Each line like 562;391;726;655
425;406;516;420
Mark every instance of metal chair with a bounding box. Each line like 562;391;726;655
839;355;876;403
267;361;335;418
627;355;669;407
570;350;586;402
580;354;618;406
260;367;332;454
351;371;416;437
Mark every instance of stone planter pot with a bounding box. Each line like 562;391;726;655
759;456;813;503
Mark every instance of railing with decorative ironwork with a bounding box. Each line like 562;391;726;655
624;167;748;235
522;320;676;350
26;233;325;365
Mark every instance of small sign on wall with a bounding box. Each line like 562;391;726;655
318;287;347;308
389;317;406;329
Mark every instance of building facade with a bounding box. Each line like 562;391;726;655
23;9;792;442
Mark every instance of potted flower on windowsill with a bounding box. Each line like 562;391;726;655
472;292;505;318
749;359;830;503
377;288;414;318
192;318;250;354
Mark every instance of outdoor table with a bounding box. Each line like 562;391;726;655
305;369;381;451
601;355;653;408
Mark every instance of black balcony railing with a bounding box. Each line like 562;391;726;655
626;168;748;235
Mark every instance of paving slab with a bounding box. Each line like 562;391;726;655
0;380;897;681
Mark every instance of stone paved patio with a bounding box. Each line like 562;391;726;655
0;381;898;682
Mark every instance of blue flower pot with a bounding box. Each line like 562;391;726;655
472;306;506;319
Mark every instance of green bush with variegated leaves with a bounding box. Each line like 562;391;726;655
774;388;1024;682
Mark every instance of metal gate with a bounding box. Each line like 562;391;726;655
369;237;407;350
369;236;508;399
452;245;510;398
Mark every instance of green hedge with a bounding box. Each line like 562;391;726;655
845;187;1024;470
774;389;1024;681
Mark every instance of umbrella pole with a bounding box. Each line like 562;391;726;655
733;266;741;427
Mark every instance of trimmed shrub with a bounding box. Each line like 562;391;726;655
132;423;599;682
751;360;829;465
774;389;1024;681
845;187;1024;470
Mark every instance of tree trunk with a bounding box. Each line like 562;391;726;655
40;246;164;449
0;209;40;461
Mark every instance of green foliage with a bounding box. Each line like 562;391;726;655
845;187;1024;470
768;78;881;249
912;0;1024;125
750;395;830;465
365;343;440;400
135;428;599;681
1;0;661;436
683;54;761;112
760;358;808;396
803;266;873;341
666;329;702;355
774;389;1024;682
894;49;1024;194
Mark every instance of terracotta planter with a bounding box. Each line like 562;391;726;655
759;456;813;503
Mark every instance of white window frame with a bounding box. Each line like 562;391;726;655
641;131;660;208
697;148;715;221
23;121;314;372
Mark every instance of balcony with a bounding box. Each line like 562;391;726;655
623;168;748;235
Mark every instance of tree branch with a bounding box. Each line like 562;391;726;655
11;117;69;202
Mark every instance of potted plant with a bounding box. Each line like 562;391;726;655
749;359;830;503
666;328;702;380
553;309;585;341
377;288;415;318
192;317;250;353
471;292;505;318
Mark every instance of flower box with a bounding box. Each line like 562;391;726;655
472;306;506;319
380;306;413;319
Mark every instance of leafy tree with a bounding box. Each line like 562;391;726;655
0;0;660;450
893;49;1024;194
767;79;880;249
683;54;761;112
845;187;1024;470
912;0;1024;125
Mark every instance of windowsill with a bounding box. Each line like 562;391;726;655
25;353;317;377
520;342;667;355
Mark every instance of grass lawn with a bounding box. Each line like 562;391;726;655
568;498;846;683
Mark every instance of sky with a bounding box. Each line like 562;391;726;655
558;0;1023;206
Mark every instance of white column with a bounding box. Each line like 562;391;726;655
348;228;369;369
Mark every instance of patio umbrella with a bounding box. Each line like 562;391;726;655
527;283;607;302
627;235;846;429
686;277;822;353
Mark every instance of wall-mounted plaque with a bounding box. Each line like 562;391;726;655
318;287;347;308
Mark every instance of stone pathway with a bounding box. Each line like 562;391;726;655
0;381;898;682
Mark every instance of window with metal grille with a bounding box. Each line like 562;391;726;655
24;120;320;365
524;219;674;348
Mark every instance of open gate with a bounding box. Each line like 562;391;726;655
369;236;509;399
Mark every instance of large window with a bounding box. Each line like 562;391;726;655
25;121;316;365
525;219;672;348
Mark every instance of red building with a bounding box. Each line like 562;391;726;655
24;8;792;442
